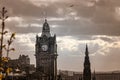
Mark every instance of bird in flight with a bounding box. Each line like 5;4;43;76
70;4;74;7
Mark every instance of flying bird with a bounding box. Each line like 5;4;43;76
70;4;74;7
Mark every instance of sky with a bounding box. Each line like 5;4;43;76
0;0;120;72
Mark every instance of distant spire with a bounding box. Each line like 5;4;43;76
83;44;91;80
92;70;96;80
85;44;89;56
94;69;95;74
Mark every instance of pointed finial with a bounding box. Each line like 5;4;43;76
86;44;88;50
45;19;47;23
85;44;89;56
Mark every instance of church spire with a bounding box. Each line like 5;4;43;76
85;44;89;56
41;19;51;37
92;70;96;80
83;44;91;80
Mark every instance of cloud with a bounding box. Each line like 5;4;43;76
0;0;120;71
5;32;120;71
57;35;120;55
58;36;80;52
0;0;120;36
57;35;120;71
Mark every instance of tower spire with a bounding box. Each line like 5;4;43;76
92;70;96;80
41;19;51;37
85;44;89;56
83;44;91;80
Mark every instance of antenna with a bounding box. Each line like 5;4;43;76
43;7;47;20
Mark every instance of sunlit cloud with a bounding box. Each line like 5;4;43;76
58;36;80;52
1;0;120;71
7;17;23;22
36;17;65;21
51;25;59;28
57;35;120;56
16;24;29;27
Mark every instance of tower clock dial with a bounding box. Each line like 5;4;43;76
41;45;48;51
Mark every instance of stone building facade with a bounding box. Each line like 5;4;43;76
9;55;31;72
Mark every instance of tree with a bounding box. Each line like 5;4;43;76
0;7;16;80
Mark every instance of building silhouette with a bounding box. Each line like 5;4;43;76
35;19;57;80
9;55;30;72
83;44;91;80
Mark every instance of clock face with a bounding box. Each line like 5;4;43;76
41;45;48;51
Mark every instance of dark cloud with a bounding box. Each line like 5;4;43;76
1;0;62;18
0;0;120;36
98;37;114;43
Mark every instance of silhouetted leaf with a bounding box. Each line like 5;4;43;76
5;16;9;19
10;48;15;51
2;44;6;48
2;57;8;62
3;31;8;34
11;33;16;39
0;67;4;71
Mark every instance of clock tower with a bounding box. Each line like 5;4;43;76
35;19;57;80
